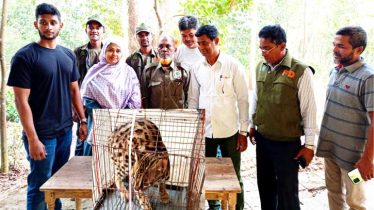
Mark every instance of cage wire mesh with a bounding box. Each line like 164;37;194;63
91;109;205;210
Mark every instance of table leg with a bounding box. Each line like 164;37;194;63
222;198;228;210
44;192;55;210
76;198;82;210
228;193;237;210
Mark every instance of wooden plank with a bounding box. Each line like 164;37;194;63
40;156;93;192
205;158;241;193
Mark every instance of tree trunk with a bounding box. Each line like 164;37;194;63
0;0;9;173
128;0;139;53
154;0;163;37
248;0;258;91
302;0;307;59
122;0;129;56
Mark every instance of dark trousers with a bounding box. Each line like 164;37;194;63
206;132;244;210
256;132;301;210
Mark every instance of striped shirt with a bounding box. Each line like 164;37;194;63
316;58;374;171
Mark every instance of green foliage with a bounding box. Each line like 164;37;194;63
6;122;25;169
180;0;253;71
5;89;19;123
3;0;125;64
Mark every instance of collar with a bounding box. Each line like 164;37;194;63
157;60;176;71
82;42;104;50
203;50;224;66
80;42;90;51
263;50;291;70
343;57;366;73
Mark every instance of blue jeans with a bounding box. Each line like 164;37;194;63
23;129;72;210
81;97;102;156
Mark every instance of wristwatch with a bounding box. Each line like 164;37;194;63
80;118;88;124
304;144;315;150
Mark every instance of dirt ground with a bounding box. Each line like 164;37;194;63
0;128;92;210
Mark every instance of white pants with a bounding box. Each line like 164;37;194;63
325;158;367;210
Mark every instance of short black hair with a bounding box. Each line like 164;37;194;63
336;26;367;52
195;25;218;41
178;15;199;31
258;25;287;44
35;3;61;22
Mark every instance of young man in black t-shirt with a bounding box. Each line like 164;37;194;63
7;3;87;210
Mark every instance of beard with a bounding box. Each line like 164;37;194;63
334;51;354;65
141;40;150;47
160;58;172;65
38;29;59;40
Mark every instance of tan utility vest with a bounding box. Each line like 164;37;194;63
253;53;314;141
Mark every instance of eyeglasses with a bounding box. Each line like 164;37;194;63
259;45;279;55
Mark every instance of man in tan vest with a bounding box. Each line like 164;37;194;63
249;24;317;210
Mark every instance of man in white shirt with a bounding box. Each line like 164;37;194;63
174;15;203;72
188;24;249;210
249;25;317;210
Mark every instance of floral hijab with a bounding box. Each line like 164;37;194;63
80;37;141;109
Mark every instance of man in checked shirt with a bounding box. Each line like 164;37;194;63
249;24;317;210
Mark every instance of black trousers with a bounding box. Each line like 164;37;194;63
256;132;301;210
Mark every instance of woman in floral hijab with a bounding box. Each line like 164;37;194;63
80;37;141;155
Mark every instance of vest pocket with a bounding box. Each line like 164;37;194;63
271;80;297;105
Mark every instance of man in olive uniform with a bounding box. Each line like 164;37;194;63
74;14;105;87
126;23;159;82
73;14;105;156
141;35;189;109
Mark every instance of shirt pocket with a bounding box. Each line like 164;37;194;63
216;75;234;96
149;81;162;100
171;79;184;106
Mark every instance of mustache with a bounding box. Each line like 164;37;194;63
334;52;341;57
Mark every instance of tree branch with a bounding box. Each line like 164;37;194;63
154;0;163;36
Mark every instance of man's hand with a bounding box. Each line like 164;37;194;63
294;147;314;166
355;157;374;181
72;109;79;123
29;139;46;161
79;123;88;142
249;128;256;145
236;134;248;152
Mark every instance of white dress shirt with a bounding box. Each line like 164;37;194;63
249;58;318;145
189;51;249;138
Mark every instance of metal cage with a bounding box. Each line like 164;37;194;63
91;109;205;210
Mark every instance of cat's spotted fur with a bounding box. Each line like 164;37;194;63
108;118;170;209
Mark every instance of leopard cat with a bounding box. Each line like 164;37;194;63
108;118;170;209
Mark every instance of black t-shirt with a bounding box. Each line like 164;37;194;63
7;42;80;139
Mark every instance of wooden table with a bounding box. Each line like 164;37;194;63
205;157;242;210
40;156;92;210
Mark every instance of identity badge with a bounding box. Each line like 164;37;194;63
174;70;182;80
